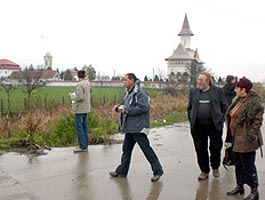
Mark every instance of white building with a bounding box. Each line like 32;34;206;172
44;52;53;70
0;59;21;78
165;13;204;82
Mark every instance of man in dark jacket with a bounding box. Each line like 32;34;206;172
223;75;236;105
109;73;164;182
187;72;228;181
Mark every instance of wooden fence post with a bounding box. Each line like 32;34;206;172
1;99;3;115
44;96;47;110
24;98;27;111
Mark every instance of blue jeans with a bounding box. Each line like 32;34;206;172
75;113;89;149
115;133;163;176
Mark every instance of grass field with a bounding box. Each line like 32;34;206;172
0;86;163;113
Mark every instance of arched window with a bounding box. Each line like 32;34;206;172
182;72;189;82
176;72;182;82
169;72;175;82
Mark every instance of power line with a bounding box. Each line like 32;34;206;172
196;0;265;21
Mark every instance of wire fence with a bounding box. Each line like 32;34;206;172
0;94;124;115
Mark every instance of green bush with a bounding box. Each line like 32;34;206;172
48;113;76;146
0;138;20;149
42;112;108;146
88;114;100;128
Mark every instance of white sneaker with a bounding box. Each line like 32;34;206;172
73;147;87;153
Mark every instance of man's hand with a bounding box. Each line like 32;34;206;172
112;105;126;113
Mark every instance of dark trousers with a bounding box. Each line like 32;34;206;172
116;133;163;176
191;122;223;173
233;151;259;188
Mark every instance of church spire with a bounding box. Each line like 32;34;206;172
178;13;194;36
178;13;193;49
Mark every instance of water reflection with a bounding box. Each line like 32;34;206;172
113;178;163;200
72;153;89;200
146;182;162;200
195;180;209;200
195;179;223;200
208;179;222;200
113;179;132;200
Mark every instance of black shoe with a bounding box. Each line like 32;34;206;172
227;186;245;196
244;188;259;200
151;174;162;182
109;171;126;178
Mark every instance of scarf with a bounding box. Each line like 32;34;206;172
119;80;140;131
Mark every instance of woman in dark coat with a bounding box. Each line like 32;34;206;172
223;75;236;105
225;77;264;200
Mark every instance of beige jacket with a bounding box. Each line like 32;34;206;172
71;80;91;113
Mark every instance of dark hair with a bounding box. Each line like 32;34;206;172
199;72;212;85
78;70;86;78
235;77;253;93
126;73;138;82
225;75;234;83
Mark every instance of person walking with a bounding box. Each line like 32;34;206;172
226;77;263;200
69;70;91;153
187;72;228;181
223;75;236;105
109;73;164;182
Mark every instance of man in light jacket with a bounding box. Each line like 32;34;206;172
69;70;91;152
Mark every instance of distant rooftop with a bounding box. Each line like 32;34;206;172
0;59;21;70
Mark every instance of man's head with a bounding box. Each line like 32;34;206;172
123;73;138;89
225;75;235;83
77;70;87;79
197;72;211;91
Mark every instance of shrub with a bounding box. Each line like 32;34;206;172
0;92;190;150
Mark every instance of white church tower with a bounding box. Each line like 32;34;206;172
165;13;204;82
179;13;194;49
44;52;53;70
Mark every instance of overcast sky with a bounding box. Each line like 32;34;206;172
1;0;265;81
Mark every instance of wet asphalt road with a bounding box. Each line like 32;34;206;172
0;123;265;200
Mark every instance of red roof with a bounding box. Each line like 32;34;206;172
10;70;57;79
0;59;21;70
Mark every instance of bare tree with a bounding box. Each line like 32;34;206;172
96;71;110;81
186;60;207;87
21;71;44;108
156;68;166;81
62;69;74;80
0;79;17;115
0;79;17;137
82;64;96;80
96;71;110;87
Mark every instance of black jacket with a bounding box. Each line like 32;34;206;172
223;82;236;105
187;85;228;130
